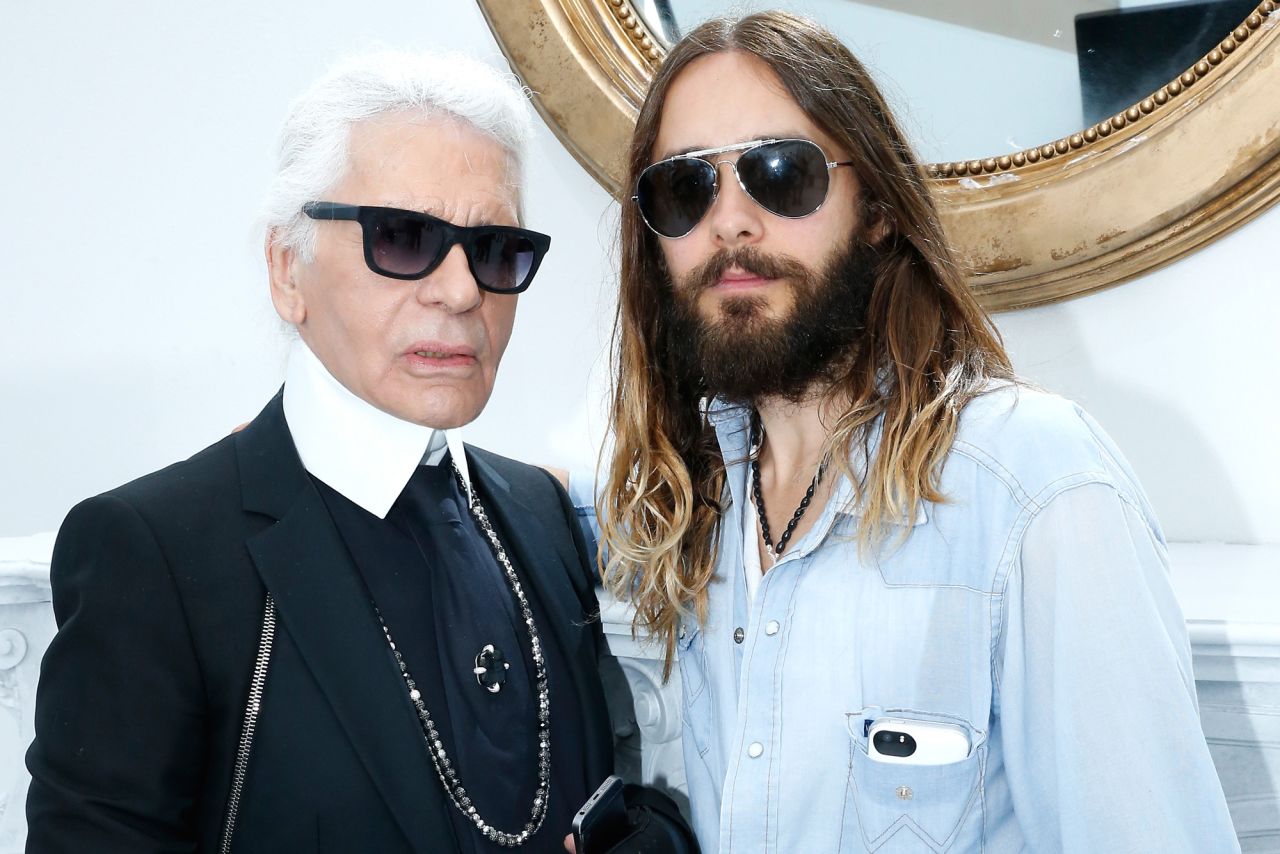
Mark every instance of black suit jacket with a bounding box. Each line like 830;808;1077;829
26;393;614;853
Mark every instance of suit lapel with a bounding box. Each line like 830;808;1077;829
465;451;614;781
236;395;459;854
465;452;590;665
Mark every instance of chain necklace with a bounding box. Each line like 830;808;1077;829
376;463;550;848
750;415;827;559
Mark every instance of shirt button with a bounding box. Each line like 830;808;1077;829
733;627;745;644
765;620;780;636
747;742;764;758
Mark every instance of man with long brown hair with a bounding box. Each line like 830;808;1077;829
589;11;1238;853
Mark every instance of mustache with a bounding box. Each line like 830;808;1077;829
680;247;811;294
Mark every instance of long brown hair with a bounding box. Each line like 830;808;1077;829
600;11;1014;675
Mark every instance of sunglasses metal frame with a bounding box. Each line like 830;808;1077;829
632;138;855;239
301;202;551;294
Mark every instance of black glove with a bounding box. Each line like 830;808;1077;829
603;784;699;854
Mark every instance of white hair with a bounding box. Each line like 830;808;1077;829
262;49;535;260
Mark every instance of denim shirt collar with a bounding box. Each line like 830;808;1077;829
706;396;927;528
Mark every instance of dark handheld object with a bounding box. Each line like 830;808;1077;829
573;775;629;853
573;777;700;853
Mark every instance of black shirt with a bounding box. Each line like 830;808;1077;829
312;453;588;853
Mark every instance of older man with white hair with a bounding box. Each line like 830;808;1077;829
25;51;689;854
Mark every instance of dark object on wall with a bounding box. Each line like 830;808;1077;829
1076;0;1259;126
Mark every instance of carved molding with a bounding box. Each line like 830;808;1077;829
600;0;664;65
0;631;27;674
478;0;1280;310
0;544;52;854
932;8;1277;178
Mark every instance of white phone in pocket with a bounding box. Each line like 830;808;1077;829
868;717;971;765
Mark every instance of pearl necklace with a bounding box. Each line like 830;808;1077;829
376;463;550;847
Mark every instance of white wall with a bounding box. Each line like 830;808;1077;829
2;2;1276;547
0;1;618;539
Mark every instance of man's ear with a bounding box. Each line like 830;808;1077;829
865;206;893;248
266;230;306;325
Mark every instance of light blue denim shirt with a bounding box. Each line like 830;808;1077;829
573;384;1238;853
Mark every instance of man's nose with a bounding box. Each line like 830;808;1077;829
414;243;483;313
704;160;764;248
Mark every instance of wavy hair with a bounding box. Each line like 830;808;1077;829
261;49;534;260
600;12;1015;676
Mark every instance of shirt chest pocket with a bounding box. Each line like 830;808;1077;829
840;709;986;853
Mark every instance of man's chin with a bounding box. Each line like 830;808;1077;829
702;297;791;331
376;388;487;431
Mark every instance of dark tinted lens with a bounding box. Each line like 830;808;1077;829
470;231;537;291
737;140;830;218
636;157;717;238
369;211;445;276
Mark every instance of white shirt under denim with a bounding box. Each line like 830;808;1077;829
572;384;1238;853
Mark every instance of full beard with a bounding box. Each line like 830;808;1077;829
665;241;879;405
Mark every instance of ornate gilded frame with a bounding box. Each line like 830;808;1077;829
478;0;1280;309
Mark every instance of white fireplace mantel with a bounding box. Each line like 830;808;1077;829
0;536;1275;851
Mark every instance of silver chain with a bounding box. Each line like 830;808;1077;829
376;463;551;847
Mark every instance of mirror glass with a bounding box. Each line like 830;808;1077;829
635;0;1258;163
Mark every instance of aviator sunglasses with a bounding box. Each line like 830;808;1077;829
633;138;854;239
302;202;551;293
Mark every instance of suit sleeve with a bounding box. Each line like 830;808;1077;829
26;494;207;854
997;482;1239;853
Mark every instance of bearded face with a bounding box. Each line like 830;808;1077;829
664;239;879;405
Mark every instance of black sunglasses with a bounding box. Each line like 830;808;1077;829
301;202;551;294
633;138;854;239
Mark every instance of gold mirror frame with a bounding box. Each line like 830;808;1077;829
479;0;1280;310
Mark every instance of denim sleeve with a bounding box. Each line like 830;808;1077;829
567;468;603;562
997;482;1239;853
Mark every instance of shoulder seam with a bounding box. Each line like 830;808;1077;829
951;440;1040;514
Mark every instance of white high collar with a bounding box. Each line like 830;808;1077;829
281;339;472;518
